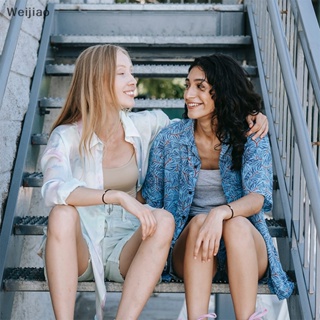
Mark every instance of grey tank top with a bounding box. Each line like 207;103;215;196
190;169;227;216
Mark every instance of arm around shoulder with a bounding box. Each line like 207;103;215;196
241;135;273;212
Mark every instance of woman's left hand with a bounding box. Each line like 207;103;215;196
246;112;269;140
193;209;226;262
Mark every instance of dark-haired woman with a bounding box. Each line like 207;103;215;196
142;53;294;320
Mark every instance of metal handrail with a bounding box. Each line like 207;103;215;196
0;0;27;107
266;0;320;228
246;0;320;318
247;5;313;319
295;0;320;97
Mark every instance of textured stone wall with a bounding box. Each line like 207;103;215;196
0;0;47;223
0;2;52;319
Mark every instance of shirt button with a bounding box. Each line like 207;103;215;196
188;191;192;195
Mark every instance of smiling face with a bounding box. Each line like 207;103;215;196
184;66;215;121
114;50;137;110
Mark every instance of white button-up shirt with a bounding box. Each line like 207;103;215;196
41;109;170;319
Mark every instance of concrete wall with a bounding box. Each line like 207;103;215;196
0;1;53;318
0;0;48;223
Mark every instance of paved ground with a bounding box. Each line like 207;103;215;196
74;292;187;320
73;292;292;320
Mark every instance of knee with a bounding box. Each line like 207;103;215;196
223;216;253;247
188;214;206;236
47;205;79;238
153;209;175;239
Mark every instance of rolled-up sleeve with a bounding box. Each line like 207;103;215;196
241;135;273;212
41;129;86;207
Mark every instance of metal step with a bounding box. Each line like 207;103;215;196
50;34;252;63
14;216;288;238
46;63;257;77
31;133;49;145
54;3;244;12
46;63;189;77
38;97;185;116
23;172;43;187
3;267;272;294
51;35;252;47
52;4;245;39
14;216;48;235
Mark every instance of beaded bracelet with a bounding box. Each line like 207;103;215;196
225;204;234;220
102;189;111;205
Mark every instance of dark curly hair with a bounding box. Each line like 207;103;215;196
183;53;262;170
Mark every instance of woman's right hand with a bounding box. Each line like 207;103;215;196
194;211;223;262
193;205;231;262
116;191;157;240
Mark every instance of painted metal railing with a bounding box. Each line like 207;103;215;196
0;0;27;108
246;0;320;318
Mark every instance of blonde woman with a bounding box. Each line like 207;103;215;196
40;44;175;320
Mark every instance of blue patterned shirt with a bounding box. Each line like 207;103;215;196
142;119;294;300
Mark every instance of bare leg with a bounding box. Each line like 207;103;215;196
115;209;175;320
223;217;268;320
181;215;217;320
45;205;89;320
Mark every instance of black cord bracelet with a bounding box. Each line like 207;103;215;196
226;204;234;220
102;189;111;205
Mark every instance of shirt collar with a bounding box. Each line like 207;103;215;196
180;119;196;146
119;110;141;138
75;110;141;150
180;119;231;161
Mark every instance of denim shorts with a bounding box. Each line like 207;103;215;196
39;204;141;283
166;215;270;284
102;204;140;282
166;215;227;282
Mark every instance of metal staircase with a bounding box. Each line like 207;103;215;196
0;1;319;319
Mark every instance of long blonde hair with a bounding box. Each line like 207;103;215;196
51;44;131;154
